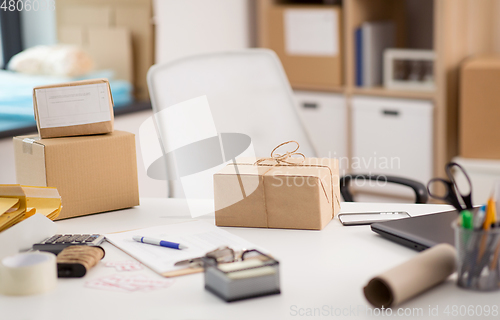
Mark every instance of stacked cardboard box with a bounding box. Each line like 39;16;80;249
14;80;140;220
259;3;343;89
55;0;154;100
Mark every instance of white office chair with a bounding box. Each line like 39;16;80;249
146;49;316;199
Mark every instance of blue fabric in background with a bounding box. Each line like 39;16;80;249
0;70;133;133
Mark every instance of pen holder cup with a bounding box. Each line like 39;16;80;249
454;223;500;291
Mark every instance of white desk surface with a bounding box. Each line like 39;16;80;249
2;199;499;320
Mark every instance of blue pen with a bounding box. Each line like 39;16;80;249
474;205;486;229
132;236;188;250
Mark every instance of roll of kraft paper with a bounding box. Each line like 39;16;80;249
364;244;457;308
0;251;57;296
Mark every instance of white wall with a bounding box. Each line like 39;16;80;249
18;1;251;61
153;0;252;64
20;9;57;49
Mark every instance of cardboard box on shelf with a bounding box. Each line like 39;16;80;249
13;131;139;220
56;0;153;100
460;55;500;159
33;79;114;139
214;157;340;230
260;4;343;90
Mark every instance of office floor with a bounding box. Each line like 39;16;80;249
0;110;168;198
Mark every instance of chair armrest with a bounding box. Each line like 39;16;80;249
339;174;428;204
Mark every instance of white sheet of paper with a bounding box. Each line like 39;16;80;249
35;83;111;128
0;213;57;259
284;9;339;56
105;221;265;275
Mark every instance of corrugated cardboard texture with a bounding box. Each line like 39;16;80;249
56;0;153;100
13;131;139;220
33;78;114;139
214;157;340;230
460;55;500;159
263;5;343;89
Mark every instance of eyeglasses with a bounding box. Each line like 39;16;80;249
173;246;243;269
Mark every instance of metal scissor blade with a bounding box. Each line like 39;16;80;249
173;246;236;268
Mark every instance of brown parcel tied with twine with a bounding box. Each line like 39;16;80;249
364;244;457;308
214;141;340;230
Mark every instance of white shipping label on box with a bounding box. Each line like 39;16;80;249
35;83;111;129
284;9;338;56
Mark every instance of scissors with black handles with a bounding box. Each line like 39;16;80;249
426;162;473;212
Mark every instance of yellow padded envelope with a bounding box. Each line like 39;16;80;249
0;185;61;232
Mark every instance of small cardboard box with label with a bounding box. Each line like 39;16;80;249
214;142;340;230
33;79;114;138
13;131;139;220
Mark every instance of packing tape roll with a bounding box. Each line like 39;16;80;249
0;251;57;296
363;243;457;308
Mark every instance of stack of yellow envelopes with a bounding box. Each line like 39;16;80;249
0;185;61;232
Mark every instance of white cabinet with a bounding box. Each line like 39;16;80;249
294;91;348;167
351;96;433;185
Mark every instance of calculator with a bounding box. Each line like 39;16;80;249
33;234;105;254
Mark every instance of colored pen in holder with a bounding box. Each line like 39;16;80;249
454;220;500;291
202;249;280;302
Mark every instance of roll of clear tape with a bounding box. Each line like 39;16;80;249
364;243;457;308
0;251;57;296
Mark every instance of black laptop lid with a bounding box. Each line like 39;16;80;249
371;210;458;251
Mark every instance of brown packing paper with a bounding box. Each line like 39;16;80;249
33;78;114;139
363;244;457;308
214;142;340;230
0;185;27;232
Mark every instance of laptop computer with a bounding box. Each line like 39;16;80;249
370;209;458;251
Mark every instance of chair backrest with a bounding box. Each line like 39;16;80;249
147;49;316;198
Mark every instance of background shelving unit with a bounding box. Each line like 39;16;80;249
256;0;496;188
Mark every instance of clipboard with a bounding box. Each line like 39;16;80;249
105;220;266;278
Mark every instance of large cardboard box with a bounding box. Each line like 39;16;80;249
460;55;500;159
260;4;343;89
214;157;340;230
13;131;139;220
33;79;114;139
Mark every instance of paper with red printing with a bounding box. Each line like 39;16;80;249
85;274;174;293
105;260;143;272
